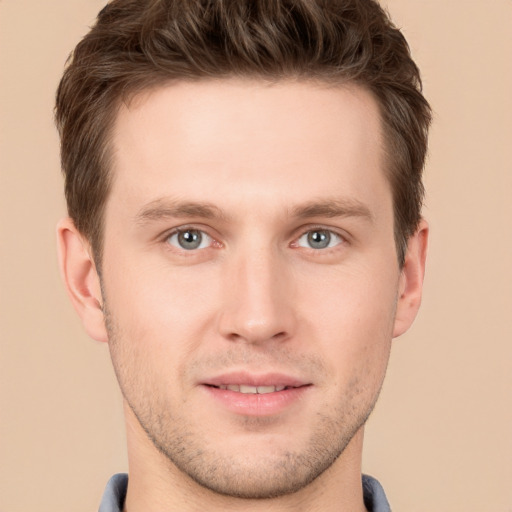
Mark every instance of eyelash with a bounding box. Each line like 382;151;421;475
162;225;348;254
164;226;220;252
293;227;346;251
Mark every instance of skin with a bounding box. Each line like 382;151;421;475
58;80;428;512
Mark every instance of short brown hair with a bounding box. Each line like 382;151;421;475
55;0;431;266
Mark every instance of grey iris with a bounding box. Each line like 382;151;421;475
178;229;203;249
308;230;331;249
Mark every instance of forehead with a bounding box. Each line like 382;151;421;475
109;79;388;216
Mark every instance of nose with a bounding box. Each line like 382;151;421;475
217;246;296;345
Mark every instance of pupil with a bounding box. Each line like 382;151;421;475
308;230;330;249
178;230;202;249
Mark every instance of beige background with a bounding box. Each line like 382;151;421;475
1;1;511;510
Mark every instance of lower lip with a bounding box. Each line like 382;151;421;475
201;385;311;416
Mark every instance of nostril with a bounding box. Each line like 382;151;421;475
225;329;289;344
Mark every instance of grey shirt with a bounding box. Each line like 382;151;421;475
98;473;391;511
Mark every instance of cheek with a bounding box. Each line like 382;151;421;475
300;260;398;330
103;260;221;364
297;264;397;380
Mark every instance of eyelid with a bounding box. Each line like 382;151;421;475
294;224;349;240
162;225;221;251
158;223;349;253
290;225;350;250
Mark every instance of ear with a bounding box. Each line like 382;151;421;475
56;218;108;343
393;219;429;338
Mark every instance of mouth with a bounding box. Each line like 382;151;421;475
200;373;311;416
202;372;309;391
205;384;299;394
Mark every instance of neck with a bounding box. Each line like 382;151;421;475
123;403;368;512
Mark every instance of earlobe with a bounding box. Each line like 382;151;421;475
393;219;429;338
56;218;108;343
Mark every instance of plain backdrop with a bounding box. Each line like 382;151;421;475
1;1;511;510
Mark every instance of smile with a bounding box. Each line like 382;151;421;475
203;384;310;416
201;372;312;415
212;384;290;394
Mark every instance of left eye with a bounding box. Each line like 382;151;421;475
166;229;212;250
297;229;343;250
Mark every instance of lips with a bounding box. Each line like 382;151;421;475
202;371;308;390
200;372;311;416
214;384;288;393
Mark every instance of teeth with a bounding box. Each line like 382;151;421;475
239;385;258;393
217;384;289;394
256;385;276;394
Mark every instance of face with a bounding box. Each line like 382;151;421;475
99;80;403;498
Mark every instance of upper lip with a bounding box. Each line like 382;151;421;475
201;371;309;388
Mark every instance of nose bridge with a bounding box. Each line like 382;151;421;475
218;240;295;344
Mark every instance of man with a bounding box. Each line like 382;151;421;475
55;0;430;510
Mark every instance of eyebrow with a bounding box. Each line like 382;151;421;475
291;198;374;223
135;197;374;225
135;198;228;225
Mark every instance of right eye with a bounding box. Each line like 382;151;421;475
166;228;213;251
